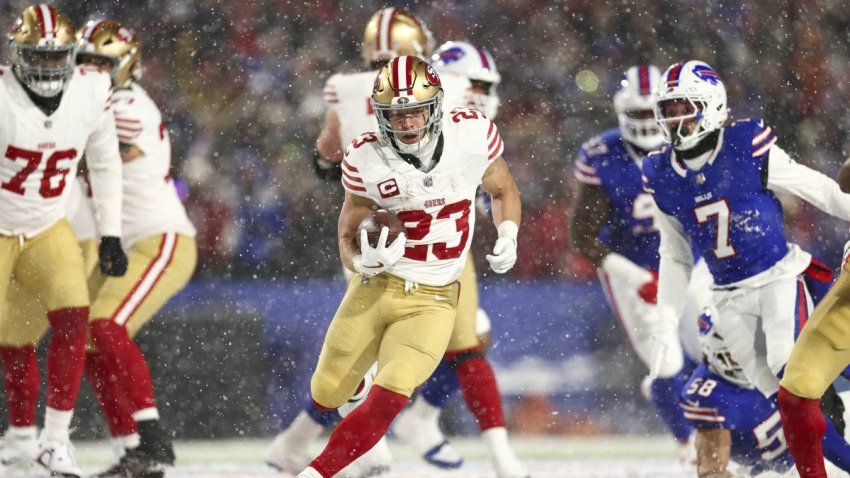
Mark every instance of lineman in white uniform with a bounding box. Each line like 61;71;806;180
0;5;126;477
75;19;197;478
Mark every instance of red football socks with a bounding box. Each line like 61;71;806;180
778;386;827;478
310;385;408;477
86;352;138;437
89;320;156;412
46;307;88;411
451;352;506;430
0;345;39;426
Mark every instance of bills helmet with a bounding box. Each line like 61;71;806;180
432;41;501;118
8;4;76;97
614;65;664;151
655;60;728;150
77;19;141;88
371;56;444;153
362;7;434;67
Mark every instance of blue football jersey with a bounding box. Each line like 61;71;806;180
681;364;793;473
574;128;660;270
642;119;788;285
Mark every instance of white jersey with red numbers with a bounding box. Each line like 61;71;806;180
324;69;471;148
341;108;504;286
0;65;122;238
111;82;196;247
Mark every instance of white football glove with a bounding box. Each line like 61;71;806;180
353;227;406;277
486;221;519;274
647;305;684;379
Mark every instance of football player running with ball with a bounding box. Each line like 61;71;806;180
295;56;521;478
0;4;126;476
267;8;453;477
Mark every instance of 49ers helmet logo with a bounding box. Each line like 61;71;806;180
425;64;440;86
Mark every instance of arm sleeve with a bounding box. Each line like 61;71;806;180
85;87;123;237
766;144;850;221
656;205;694;320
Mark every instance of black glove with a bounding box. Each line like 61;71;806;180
99;236;128;276
312;149;342;181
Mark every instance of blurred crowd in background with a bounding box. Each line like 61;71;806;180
4;0;850;280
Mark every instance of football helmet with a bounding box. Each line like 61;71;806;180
8;4;76;97
362;7;434;67
613;64;664;151
371;56;444;153
432;41;501;118
77;19;141;88
654;60;728;150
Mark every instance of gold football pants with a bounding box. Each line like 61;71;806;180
0;233;196;348
0;220;90;346
781;267;850;399
311;273;459;408
448;254;481;353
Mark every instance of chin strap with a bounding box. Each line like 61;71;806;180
392;133;444;172
676;129;720;159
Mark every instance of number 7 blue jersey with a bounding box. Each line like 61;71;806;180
642;119;787;285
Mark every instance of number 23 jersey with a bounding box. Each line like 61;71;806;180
0;66;121;237
341;109;504;286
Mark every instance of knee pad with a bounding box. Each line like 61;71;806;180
374;360;420;397
310;371;347;410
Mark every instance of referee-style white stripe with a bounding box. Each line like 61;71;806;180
39;4;54;40
378;8;396;53
113;233;177;326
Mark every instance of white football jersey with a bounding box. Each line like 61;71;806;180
341;108;504;286
112;83;195;247
0;66;122;237
324;69;471;148
65;176;96;241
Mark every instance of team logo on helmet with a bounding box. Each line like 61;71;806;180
424;64;440;86
693;64;720;85
437;46;466;64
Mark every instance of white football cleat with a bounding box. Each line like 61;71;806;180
36;437;82;478
296;466;324;478
0;429;38;472
338;436;392;478
483;427;529;478
264;427;314;474
393;397;462;469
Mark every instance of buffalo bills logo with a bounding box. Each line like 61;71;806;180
693;64;720;85
425;64;441;86
437;47;465;65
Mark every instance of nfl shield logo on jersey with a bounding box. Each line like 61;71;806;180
423;176;433;187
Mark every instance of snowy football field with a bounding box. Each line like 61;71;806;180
66;435;691;477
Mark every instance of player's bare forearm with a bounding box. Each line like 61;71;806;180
569;182;611;267
338;192;377;271
316;110;344;163
482;157;521;227
695;428;733;478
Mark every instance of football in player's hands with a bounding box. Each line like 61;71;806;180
356;209;406;249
